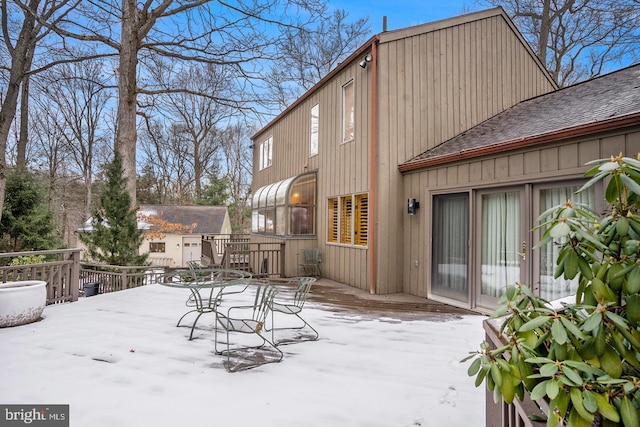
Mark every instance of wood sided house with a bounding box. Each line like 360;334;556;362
250;6;640;313
78;205;232;268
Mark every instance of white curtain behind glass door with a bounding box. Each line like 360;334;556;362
539;186;594;300
481;192;521;298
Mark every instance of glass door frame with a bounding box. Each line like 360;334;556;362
474;185;532;309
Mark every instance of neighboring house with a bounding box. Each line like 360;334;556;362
78;205;232;268
250;6;640;313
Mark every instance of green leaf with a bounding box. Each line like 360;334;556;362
550;222;571;239
605;176;622;203
600;344;623;378
551;318;568;344
564;251;580;280
618;396;640;427
467;357;482;376
540;363;559;377
626;295;640;323
525;356;554;364
594;393;620;423
560;316;587;340
530;379;549;401
490;363;502;387
561;365;583;385
546;379;560;400
582;311;602;332
625;267;640;294
620;174;640;198
570;387;595;422
519;315;551;332
582;390;598;414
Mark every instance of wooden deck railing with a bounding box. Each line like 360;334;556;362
79;263;167;294
201;233;250;265
484;319;547;427
221;242;285;277
0;249;81;304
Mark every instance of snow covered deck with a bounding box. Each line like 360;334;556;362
1;280;485;426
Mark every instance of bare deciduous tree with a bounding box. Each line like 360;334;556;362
149;62;234;200
32;57;111;218
0;0;80;221
220;122;253;231
265;8;370;110
483;0;640;86
55;0;327;204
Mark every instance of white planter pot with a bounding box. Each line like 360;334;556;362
0;280;47;328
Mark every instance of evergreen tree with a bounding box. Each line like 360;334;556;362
196;174;230;206
0;170;62;252
79;153;148;266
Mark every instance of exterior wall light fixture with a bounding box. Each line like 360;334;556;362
407;198;420;215
359;54;373;68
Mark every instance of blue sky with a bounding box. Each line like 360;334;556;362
329;0;481;34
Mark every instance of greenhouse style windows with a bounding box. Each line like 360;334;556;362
327;193;368;247
251;173;316;236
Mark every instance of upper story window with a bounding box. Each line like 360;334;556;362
342;80;354;143
259;136;273;170
252;173;317;236
310;103;319;156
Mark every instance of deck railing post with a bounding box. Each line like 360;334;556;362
69;250;80;302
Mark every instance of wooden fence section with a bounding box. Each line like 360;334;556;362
0;249;81;304
484;319;547;427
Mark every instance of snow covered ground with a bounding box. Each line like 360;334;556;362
0;283;486;427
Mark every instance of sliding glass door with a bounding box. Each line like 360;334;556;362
534;183;595;301
476;189;527;308
429;181;597;310
431;193;469;303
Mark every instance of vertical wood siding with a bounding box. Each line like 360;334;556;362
252;9;555;295
403;128;640;300
376;13;555;294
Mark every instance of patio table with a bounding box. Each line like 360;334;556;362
159;268;253;340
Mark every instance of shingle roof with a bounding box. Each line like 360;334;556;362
400;64;640;172
138;205;228;234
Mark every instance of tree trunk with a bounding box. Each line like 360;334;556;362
17;74;30;171
115;0;140;205
0;0;39;221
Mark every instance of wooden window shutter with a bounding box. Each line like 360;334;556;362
340;196;352;244
354;194;368;246
327;198;338;243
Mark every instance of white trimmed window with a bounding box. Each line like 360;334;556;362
342;80;354;143
259;136;273;170
327;193;368;247
310;103;319;156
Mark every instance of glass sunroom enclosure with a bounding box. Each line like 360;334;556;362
251;173;316;236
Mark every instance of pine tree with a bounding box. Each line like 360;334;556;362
79;153;148;266
0;169;62;252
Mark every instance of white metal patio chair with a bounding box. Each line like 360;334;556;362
172;268;251;340
266;277;318;345
214;282;283;372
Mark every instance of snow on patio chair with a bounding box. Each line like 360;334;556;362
266;277;318;345
214;282;282;372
